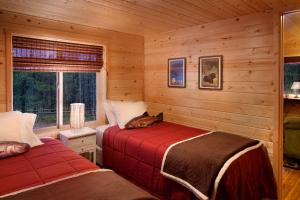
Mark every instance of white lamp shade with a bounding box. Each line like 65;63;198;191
70;103;85;129
291;82;300;90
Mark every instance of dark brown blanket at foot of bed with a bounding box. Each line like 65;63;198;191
161;131;260;200
2;170;157;200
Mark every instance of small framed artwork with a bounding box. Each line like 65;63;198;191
168;57;186;88
198;55;223;90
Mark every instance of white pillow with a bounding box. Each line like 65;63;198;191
0;111;23;142
103;100;118;126
111;101;147;129
21;113;43;147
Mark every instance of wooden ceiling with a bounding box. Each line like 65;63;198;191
0;0;300;36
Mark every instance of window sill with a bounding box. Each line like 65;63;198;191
34;121;103;138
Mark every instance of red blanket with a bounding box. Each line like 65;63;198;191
103;122;208;199
103;122;277;200
0;138;98;196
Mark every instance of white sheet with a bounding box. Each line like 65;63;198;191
96;124;111;165
96;124;111;148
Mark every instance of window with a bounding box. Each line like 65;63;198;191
13;72;57;128
284;57;300;95
63;73;97;124
12;36;103;129
13;72;96;129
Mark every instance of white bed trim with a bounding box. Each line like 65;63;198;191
0;169;112;198
160;132;263;200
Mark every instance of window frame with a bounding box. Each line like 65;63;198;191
12;63;100;130
7;32;106;133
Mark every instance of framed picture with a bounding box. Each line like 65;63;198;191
168;57;186;88
198;55;223;90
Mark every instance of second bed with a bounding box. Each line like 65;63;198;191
99;121;277;200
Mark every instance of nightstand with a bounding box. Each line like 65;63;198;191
59;127;96;163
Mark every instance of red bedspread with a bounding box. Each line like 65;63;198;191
0;138;98;196
103;122;277;200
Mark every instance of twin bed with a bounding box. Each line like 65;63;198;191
99;121;277;200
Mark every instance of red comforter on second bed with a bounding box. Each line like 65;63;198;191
103;122;277;200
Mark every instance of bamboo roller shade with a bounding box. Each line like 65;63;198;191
12;36;103;72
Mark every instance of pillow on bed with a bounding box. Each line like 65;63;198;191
21;113;43;147
111;101;147;129
0;141;30;159
103;100;118;125
125;112;163;129
0;111;23;142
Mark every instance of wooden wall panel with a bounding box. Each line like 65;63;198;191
0;28;6;112
0;10;144;113
285;99;300;117
284;12;300;57
144;12;279;163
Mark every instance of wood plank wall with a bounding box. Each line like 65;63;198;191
0;10;144;113
144;12;280;164
0;28;6;111
284;12;300;57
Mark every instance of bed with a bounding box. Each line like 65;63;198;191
102;121;277;200
0;138;157;200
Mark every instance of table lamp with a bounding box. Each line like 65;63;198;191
70;103;85;129
291;82;300;98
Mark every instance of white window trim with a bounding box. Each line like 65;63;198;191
57;72;64;128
